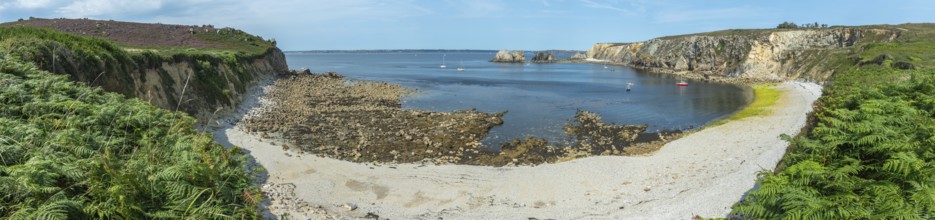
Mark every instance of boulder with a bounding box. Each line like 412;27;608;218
490;49;525;63
531;52;555;63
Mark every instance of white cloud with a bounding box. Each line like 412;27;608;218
0;0;55;11
15;0;52;9
459;0;504;17
57;0;163;17
579;0;635;15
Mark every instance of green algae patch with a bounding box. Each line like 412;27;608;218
709;84;782;127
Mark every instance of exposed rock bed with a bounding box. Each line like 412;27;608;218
241;73;505;164
241;73;676;166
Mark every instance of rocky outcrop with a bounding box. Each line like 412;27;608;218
587;28;900;81
490;49;525;63
570;52;587;60
531;52;555;63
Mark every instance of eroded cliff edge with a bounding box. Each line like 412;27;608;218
587;27;900;81
0;18;288;121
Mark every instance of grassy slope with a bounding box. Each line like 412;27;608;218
0;55;260;219
731;24;935;219
0;18;275;57
0;26;274;114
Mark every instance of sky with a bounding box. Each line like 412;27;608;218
1;0;934;51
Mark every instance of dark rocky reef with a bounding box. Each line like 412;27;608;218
490;49;525;63
531;52;555;63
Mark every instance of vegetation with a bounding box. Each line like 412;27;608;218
0;26;138;94
709;84;781;127
3;18;275;58
777;21;828;29
731;26;935;219
0;26;272;115
0;55;260;219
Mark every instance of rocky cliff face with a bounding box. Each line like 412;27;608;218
490;49;525;63
587;28;900;81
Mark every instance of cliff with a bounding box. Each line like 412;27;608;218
0;18;288;122
587;27;901;81
490;49;525;63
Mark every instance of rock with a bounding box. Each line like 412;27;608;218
531;52;555;63
339;203;357;211
291;68;312;75
893;61;915;70
570;52;587;60
490;49;525;63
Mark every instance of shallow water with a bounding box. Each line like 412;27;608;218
286;51;751;146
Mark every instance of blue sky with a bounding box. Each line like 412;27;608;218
1;0;933;50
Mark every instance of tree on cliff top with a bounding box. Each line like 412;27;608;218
777;21;799;29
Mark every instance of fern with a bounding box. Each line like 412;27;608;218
0;55;259;218
733;67;935;218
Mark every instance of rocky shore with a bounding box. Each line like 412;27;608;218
490;49;525;63
241;72;506;164
577;59;785;85
240;72;680;166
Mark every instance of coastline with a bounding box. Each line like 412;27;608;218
566;58;794;86
210;76;822;219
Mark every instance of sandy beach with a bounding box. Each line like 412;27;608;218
211;80;822;219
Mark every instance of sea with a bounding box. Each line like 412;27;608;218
285;50;751;147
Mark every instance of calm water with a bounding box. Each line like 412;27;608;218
285;51;751;146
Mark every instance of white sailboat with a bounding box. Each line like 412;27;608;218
457;60;465;72
440;54;447;69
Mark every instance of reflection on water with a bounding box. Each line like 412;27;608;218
286;51;751;146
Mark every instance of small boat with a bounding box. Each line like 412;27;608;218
626;82;634;92
676;81;688;86
440;54;447;69
456;60;465;72
603;65;608;69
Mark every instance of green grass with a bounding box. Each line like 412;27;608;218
708;84;782;127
